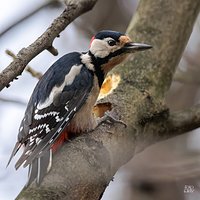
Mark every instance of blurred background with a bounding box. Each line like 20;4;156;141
0;0;200;199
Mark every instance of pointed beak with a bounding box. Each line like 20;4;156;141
123;42;152;53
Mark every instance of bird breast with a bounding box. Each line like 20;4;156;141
66;76;100;133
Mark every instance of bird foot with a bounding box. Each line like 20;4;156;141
97;111;127;128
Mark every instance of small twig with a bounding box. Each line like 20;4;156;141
6;50;42;79
25;66;43;79
47;46;58;56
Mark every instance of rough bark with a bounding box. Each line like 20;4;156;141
15;0;200;199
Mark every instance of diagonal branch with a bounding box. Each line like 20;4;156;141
0;0;98;91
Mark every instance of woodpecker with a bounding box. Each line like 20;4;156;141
7;30;152;186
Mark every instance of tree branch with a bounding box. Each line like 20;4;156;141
167;104;200;134
6;50;43;79
15;0;200;200
173;68;200;85
0;0;98;91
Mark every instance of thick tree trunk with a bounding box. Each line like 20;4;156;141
16;0;200;199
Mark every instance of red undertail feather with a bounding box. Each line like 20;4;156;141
51;130;69;152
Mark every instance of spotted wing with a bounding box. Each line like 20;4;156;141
19;69;93;169
7;53;94;170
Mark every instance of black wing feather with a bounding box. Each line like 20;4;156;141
8;52;94;171
22;94;86;168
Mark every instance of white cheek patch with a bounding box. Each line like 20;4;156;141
37;64;82;110
90;38;121;58
90;39;110;58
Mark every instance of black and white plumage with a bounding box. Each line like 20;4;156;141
7;30;152;186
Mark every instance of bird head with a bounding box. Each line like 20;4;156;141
89;30;152;74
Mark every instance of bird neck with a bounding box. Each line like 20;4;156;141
88;50;128;75
81;52;105;87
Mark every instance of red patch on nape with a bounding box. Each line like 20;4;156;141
89;36;95;47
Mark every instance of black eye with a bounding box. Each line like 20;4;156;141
108;40;116;46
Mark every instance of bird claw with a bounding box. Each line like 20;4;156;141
97;111;127;128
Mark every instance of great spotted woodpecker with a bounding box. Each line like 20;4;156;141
7;30;152;186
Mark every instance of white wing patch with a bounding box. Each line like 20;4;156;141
37;64;82;110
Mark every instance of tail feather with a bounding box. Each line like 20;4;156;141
6;142;22;168
15;144;35;170
36;149;52;185
26;158;38;187
25;149;52;187
23;131;54;168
